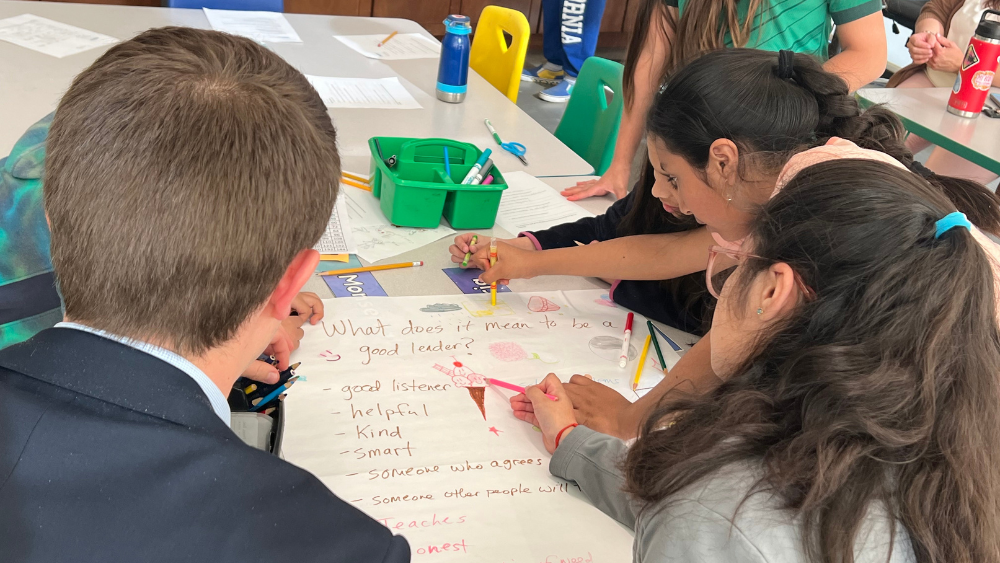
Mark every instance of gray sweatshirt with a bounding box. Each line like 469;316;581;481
550;426;916;563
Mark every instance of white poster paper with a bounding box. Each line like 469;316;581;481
306;75;422;110
334;33;440;60
0;14;117;58
203;8;301;43
284;290;681;562
495;171;595;234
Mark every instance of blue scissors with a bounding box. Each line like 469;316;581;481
485;119;528;166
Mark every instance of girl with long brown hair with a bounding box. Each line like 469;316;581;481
513;159;1000;562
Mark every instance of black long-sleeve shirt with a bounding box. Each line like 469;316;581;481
521;190;712;335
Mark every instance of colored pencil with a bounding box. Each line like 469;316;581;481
250;376;299;412
342;171;371;184
647;320;667;373
244;383;257;394
632;334;652;391
377;30;398;47
489;237;498;306
462;234;478;267
650;324;683;351
443;146;452;179
317;261;423;276
342;177;372;191
486;378;557;400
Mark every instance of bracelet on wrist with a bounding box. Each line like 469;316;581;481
554;423;579;449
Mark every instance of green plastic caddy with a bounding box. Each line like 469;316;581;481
367;137;508;229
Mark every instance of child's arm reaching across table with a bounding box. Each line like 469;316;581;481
476;228;720;285
513;373;641;529
563;335;720;440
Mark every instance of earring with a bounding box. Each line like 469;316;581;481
757;307;763;316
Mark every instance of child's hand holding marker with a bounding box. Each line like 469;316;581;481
477;240;541;286
448;233;535;270
510;373;578;454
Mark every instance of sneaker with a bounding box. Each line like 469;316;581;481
537;79;574;103
521;64;565;83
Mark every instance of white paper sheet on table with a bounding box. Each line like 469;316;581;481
313;188;357;254
203;8;301;43
285;290;684;562
334;33;440;60
0;14;117;58
306;75;422;110
495;171;594;234
341;185;455;262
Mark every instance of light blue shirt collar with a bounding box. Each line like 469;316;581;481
55;321;231;427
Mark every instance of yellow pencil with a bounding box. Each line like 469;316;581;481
342;171;371;184
632;334;652;391
489;237;498;306
317;261;423;276
342;177;373;191
377;30;398;47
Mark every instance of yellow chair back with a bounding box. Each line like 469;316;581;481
470;6;530;103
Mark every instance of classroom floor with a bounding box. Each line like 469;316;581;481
516;47;626;133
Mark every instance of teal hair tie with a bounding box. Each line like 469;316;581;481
934;211;972;239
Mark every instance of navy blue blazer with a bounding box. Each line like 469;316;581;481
0;327;410;562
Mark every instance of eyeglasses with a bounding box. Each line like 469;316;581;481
705;245;817;301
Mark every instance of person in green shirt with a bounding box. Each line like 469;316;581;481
562;0;888;201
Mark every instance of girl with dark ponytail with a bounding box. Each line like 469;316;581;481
513;160;1000;563
476;48;1000;439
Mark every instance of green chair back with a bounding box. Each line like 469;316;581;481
554;57;625;175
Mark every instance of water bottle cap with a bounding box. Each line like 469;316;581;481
977;10;1000;40
975;19;1000;41
443;14;472;34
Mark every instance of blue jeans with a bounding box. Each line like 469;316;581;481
541;0;606;78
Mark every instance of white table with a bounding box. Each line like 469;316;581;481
0;1;593;178
858;87;1000;175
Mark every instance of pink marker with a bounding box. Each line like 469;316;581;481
486;378;557;400
619;312;634;368
482;175;494;185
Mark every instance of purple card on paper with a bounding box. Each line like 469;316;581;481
323;272;387;298
443;267;511;295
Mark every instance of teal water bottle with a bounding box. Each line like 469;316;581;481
436;15;472;103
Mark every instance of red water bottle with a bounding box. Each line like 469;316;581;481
947;10;1000;118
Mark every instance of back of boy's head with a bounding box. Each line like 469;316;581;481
44;26;340;356
649;48;1000;234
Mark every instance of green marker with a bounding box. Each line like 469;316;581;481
647;320;667;372
484;119;503;145
462;235;478;267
